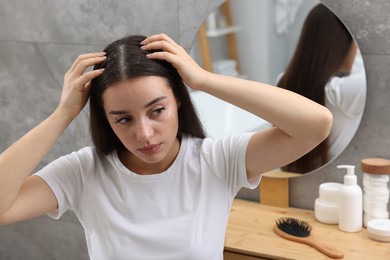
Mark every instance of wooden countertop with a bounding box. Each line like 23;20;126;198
224;199;390;259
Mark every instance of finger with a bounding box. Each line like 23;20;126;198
69;52;106;72
72;56;107;76
84;81;91;91
83;81;92;98
141;33;177;46
70;52;106;72
146;51;179;67
76;68;105;87
141;40;178;54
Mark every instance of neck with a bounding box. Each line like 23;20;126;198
118;139;180;175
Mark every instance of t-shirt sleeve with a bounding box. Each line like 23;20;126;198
201;133;260;197
33;147;94;219
325;71;366;118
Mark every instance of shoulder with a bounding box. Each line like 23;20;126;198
191;133;254;157
72;146;97;158
326;72;366;95
325;72;366;114
65;146;99;163
55;146;110;174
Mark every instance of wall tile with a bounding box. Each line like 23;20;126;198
0;216;88;260
0;0;178;44
0;42;95;168
322;0;390;55
0;42;59;150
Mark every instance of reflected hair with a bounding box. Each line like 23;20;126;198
89;35;205;154
278;4;354;173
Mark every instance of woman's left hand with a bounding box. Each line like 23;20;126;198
141;33;208;91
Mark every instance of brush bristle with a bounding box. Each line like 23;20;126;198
275;217;312;237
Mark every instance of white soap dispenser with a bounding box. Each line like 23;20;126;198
337;165;363;232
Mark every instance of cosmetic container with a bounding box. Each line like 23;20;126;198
361;158;390;227
367;219;390;242
337;165;363;233
314;182;342;224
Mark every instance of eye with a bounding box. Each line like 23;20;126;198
115;117;132;124
151;107;166;117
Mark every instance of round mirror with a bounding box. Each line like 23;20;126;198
190;0;367;175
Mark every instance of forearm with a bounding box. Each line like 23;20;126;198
198;72;333;141
0;109;72;214
141;33;332;141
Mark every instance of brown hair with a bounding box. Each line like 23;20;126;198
89;35;205;154
278;4;353;173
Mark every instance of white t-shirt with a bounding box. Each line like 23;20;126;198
325;70;366;159
35;133;259;260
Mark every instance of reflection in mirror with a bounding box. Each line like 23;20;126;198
277;3;366;174
190;0;366;174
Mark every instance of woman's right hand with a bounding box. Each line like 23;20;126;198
57;52;106;120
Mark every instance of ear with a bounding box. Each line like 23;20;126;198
176;99;181;109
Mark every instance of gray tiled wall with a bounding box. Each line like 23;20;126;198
0;0;388;259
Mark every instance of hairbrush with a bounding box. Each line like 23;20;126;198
274;217;344;259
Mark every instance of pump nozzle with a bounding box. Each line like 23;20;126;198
338;165;357;186
337;165;355;175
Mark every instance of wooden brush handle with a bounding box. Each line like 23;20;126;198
274;225;344;259
302;235;344;259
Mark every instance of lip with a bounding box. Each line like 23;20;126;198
138;144;161;155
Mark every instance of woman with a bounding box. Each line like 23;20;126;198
0;34;332;259
278;4;366;173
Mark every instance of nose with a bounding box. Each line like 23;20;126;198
136;119;154;142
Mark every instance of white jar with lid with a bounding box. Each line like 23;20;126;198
361;158;390;227
314;182;342;224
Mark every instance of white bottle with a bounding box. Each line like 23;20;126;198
337;165;363;232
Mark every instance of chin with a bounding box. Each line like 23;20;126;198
137;151;167;165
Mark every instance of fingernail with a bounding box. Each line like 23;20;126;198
140;45;146;50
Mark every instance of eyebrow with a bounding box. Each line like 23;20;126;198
144;96;167;108
108;96;167;115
